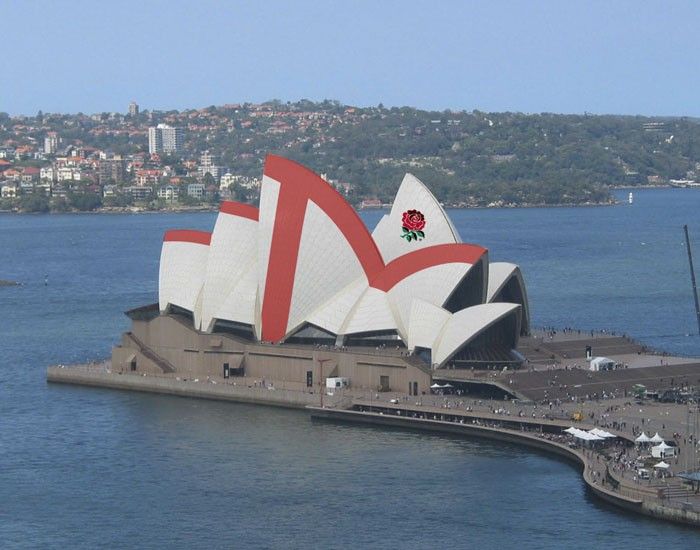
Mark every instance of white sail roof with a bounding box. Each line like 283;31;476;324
209;263;258;331
387;262;472;339
487;263;520;301
286;200;366;335
305;278;368;335
158;231;210;315
372;173;460;263
255;174;281;337
199;203;258;331
156;155;529;362
340;287;397;335
432;303;521;366
487;262;530;334
407;299;451;351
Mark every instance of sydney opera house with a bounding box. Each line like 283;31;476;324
112;155;529;395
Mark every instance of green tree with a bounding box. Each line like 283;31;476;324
202;173;216;187
68;192;102;211
19;193;50;213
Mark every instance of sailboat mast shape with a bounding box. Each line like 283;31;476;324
683;225;700;335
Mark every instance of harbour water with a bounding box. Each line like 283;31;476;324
1;188;699;548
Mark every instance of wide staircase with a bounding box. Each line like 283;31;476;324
403;353;431;372
506;360;700;402
516;337;560;365
540;336;645;360
447;345;522;369
125;332;177;374
661;480;700;502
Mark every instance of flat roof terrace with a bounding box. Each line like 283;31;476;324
437;330;700;402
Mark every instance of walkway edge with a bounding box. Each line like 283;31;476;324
46;367;317;410
46;366;700;528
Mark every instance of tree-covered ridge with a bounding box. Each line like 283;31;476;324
274;107;699;205
2;101;699;207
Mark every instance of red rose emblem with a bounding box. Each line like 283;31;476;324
402;210;425;231
400;210;426;242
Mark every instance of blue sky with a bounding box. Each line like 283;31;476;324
2;0;699;116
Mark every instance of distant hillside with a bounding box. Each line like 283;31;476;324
265;106;699;206
2;101;700;206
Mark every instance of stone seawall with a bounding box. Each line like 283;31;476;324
47;365;700;528
47;367;326;409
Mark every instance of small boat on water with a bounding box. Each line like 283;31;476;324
628;192;634;204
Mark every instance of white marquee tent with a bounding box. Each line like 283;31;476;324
651;442;676;459
564;427;604;441
589;428;616;438
589;356;615;371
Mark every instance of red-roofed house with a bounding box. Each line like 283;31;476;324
21;167;40;182
136;169;161;186
3;168;21;181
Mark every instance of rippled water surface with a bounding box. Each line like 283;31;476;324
1;188;699;548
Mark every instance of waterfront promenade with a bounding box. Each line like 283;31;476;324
310;400;700;527
48;361;700;527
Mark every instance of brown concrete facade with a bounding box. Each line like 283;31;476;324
112;313;432;394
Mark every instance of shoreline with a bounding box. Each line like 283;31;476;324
2;200;618;215
4;185;693;215
47;364;700;528
0;206;219;215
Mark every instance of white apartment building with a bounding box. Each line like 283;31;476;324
197;150;223;182
157;185;179;201
149;124;184;155
56;167;81;182
1;182;19;198
44;133;60;155
187;183;205;198
40;166;55;181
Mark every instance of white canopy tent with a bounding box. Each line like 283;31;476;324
635;432;651;444
653;461;670;469
589;428;616;439
649;433;665;444
652;441;676;458
564;427;604;441
589;356;615;372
